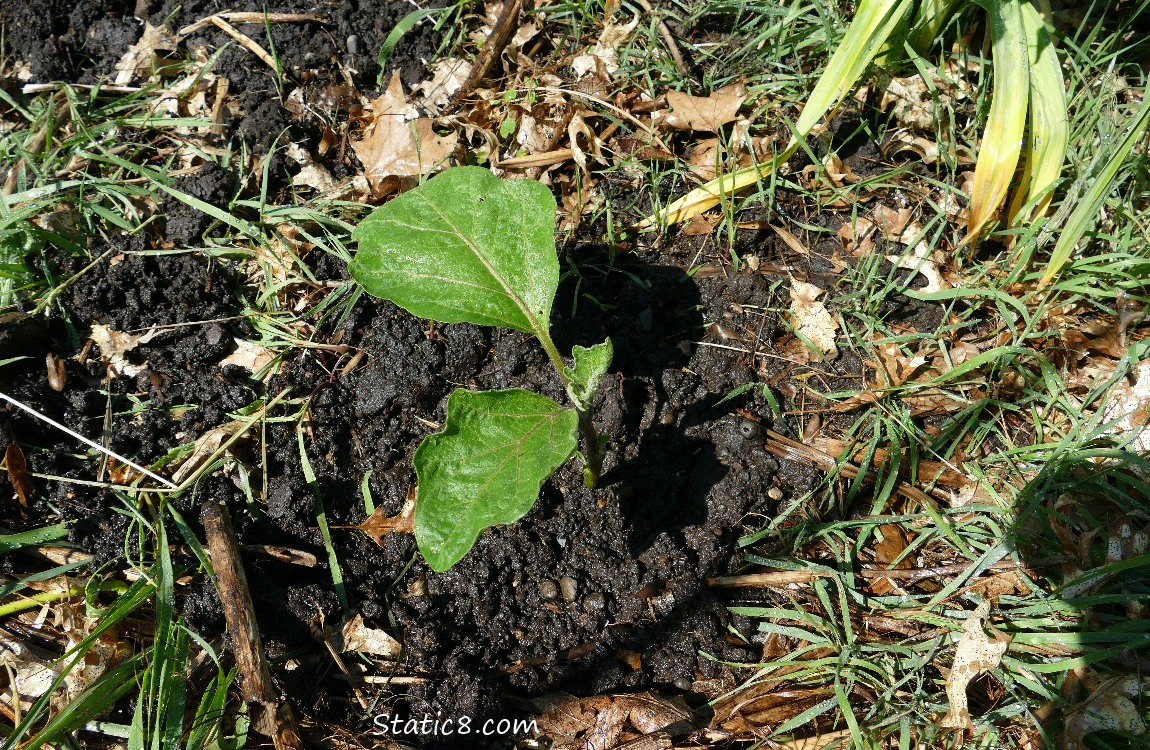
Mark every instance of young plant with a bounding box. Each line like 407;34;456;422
349;166;611;572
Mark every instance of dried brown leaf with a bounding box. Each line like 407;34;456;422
352;72;457;190
358;491;416;544
789;280;839;360
570;17;639;79
219;339;276;374
1061;675;1148;750
5;442;32;514
663;84;746;132
171;420;244;484
940;601;1011;728
329;614;402;657
113;22;181;85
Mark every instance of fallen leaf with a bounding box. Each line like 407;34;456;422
885;128;940;163
879;74;938;131
1061;675;1148;750
940;601;1011;728
352;71;457;191
1100;360;1150;451
357;491;416;544
171;421;244;484
113;22;181;85
663;83;746;132
789;280;839;360
414;57;472;111
570;16;639;79
89;324;157;378
4;442;32;515
532;692;698;749
220;338;276;374
681;211;722;236
329;614;402;657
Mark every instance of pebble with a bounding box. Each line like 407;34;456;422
673;677;692;691
559;575;578;602
583;592;605;612
539;580;559;600
346;35;362;54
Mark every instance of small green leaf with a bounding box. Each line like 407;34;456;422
414;388;578;571
562;339;613;411
350;166;558;336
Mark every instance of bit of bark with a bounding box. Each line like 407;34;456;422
202;498;302;750
444;0;523;114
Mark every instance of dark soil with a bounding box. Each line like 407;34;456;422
0;2;945;748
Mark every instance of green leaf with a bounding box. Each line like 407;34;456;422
350;166;559;336
414;388;578;571
562;339;613;411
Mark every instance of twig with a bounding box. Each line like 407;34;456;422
630;0;687;77
202;497;303;750
178;12;325;37
0;391;177;488
209;17;279;72
444;0;523;114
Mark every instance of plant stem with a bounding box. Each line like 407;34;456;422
537;329;605;488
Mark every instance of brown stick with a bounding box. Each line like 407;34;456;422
202;498;303;750
444;0;523;114
763;428;937;509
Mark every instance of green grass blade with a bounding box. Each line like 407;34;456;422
1007;0;1069;227
1040;85;1150;286
967;0;1029;244
643;0;913;226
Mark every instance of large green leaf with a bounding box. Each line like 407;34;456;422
414;388;579;571
349;167;558;335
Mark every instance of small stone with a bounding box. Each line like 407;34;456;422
768;486;784;500
539;580;559;600
673;677;692;691
583;592;605;612
346;35;362;54
660;409;677;425
559;575;578;602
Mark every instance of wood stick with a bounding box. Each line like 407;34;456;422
444;0;523;114
202;498;303;750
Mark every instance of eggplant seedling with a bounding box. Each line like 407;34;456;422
349;167;611;572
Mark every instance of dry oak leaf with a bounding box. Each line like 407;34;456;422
1061;675;1148;750
357;491;416;545
113;22;181;85
532;691;697;749
570;16;640;79
329;613;402;657
663;83;747;133
352;71;457;190
940;601;1011;728
789;279;839;360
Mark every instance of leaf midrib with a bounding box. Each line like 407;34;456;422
417;189;547;338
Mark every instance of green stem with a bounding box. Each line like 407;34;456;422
536;329;605;488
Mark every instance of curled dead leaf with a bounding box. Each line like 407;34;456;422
662;83;747;133
940;601;1011;728
357;490;416;544
1061;675;1148;750
352;72;457;191
789;280;839;361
